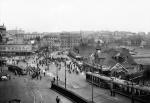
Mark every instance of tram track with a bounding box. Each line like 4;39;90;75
25;77;44;103
86;72;149;103
86;86;121;103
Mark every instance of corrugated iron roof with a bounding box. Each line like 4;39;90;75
96;48;136;68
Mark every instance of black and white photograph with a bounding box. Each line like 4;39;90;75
0;0;150;103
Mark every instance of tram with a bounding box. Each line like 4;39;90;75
86;72;111;89
86;72;150;96
7;65;27;75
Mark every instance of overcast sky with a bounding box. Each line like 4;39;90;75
0;0;150;33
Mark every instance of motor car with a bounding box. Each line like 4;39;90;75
1;75;7;80
0;73;10;81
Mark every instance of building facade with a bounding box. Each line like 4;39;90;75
0;44;33;56
60;32;82;50
0;25;7;43
42;34;61;52
7;33;46;45
7;29;25;35
14;33;45;40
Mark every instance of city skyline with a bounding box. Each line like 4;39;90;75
1;0;150;33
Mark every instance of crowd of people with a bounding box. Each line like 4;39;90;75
4;53;65;103
65;60;82;74
5;50;85;83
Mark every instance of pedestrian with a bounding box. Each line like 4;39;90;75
53;77;56;82
40;75;42;80
43;69;46;76
56;96;60;103
36;71;39;79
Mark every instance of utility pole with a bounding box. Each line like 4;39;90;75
91;60;94;103
47;48;49;70
65;60;67;88
131;79;134;103
89;53;94;103
92;75;93;102
56;61;59;85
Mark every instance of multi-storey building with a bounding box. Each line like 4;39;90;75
60;32;82;50
42;33;61;52
0;26;33;56
14;33;45;40
0;44;33;56
0;25;7;43
7;29;25;35
7;33;45;45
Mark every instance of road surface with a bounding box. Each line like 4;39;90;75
13;53;140;103
46;60;140;103
0;70;72;103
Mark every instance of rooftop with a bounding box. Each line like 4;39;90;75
0;25;6;30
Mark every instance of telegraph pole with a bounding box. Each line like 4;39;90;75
92;75;93;103
56;61;59;85
65;60;67;88
131;79;134;103
47;49;49;70
91;61;94;103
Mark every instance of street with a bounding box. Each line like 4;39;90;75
7;53;140;103
46;59;140;103
0;70;72;103
0;72;33;103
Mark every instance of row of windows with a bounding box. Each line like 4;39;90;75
48;40;60;43
46;38;80;41
46;37;59;39
61;43;79;45
46;40;80;44
16;35;43;37
0;46;31;51
61;41;80;43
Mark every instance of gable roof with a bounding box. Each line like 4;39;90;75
110;63;129;73
95;48;136;68
126;71;144;80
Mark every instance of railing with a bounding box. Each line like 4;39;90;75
51;83;93;103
